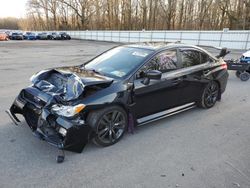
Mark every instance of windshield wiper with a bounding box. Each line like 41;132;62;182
86;68;105;76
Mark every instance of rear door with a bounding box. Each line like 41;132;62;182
177;48;215;104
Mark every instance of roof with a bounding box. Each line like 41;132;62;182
124;42;200;51
123;42;216;59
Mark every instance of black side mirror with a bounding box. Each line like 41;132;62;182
216;47;230;58
142;70;162;85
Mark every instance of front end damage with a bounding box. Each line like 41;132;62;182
7;87;91;162
6;67;112;162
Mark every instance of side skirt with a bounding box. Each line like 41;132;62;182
137;102;196;126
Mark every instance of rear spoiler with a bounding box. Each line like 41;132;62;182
216;47;230;58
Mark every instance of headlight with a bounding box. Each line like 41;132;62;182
51;104;85;117
58;127;67;137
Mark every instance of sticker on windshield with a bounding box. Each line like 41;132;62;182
132;51;148;57
111;71;126;77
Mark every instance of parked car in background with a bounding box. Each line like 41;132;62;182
240;50;250;63
36;32;48;40
7;43;229;163
5;31;11;38
0;32;9;41
47;32;61;40
10;32;23;40
225;49;250;81
59;32;71;40
24;32;36;40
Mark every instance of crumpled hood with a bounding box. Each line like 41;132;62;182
31;66;113;101
55;66;113;86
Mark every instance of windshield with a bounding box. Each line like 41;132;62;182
85;47;153;78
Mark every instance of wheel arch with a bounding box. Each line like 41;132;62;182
87;101;129;115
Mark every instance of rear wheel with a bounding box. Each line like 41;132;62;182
235;71;242;78
198;81;219;109
87;106;128;147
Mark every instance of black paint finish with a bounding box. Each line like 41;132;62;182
8;43;229;153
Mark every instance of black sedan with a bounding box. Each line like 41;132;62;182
59;32;71;40
47;32;61;40
7;43;229;162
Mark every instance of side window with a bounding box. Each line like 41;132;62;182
136;50;177;79
181;50;201;67
156;50;177;72
201;52;213;64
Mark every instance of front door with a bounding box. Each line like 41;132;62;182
131;49;187;119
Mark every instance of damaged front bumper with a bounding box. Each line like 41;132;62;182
7;88;92;154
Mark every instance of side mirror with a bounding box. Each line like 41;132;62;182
216;47;230;58
142;70;162;85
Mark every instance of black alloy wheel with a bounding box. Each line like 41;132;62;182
235;71;242;78
199;81;219;108
87;106;128;147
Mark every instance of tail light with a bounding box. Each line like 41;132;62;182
221;62;227;69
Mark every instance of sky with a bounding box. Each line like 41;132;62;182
0;0;27;18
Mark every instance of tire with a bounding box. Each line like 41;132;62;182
240;72;250;81
235;71;242;78
198;81;219;109
87;106;128;147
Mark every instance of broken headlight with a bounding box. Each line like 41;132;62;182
51;104;85;117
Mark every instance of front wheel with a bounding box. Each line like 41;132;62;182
198;81;219;109
87;106;128;147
